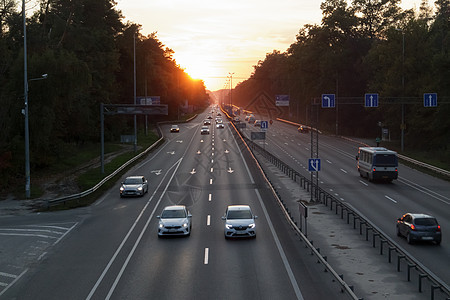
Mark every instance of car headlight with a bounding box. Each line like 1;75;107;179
225;224;232;229
120;186;124;191
248;223;255;228
137;186;143;191
182;222;188;228
159;223;164;228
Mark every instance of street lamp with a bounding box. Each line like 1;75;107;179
395;28;405;152
228;72;234;115
24;73;48;199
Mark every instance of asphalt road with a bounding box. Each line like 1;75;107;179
0;110;352;299
241;115;450;286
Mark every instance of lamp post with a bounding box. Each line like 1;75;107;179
23;0;48;198
395;28;405;152
228;72;234;115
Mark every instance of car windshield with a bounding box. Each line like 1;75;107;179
124;178;141;184
373;154;397;166
414;218;437;226
162;209;186;218
227;210;252;219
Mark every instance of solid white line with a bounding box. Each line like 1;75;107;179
208;194;212;201
53;222;78;246
254;189;304;300
204;248;209;264
207;215;211;226
104;158;183;300
0;269;28;297
385;195;397;203
398;177;450;205
359;180;368;186
86;158;182;300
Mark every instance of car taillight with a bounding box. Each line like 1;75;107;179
437;225;441;232
410;224;416;231
395;168;398;172
373;168;376;172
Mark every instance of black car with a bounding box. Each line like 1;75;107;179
397;213;441;245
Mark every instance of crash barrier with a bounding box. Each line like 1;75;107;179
44;114;199;208
277;117;450;178
230;121;450;300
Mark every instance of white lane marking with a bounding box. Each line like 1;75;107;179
398;177;450;205
0;272;17;278
204;248;209;264
359;180;368;186
210;168;213;173
0;282;7;287
207;215;211;226
208;194;212;201
385;195;397;203
0;269;28;297
254;189;304;300
326;160;332;164
87;158;183;300
212;152;214;156
211;159;214;163
212;147;214;151
210;179;213;185
340;169;348;174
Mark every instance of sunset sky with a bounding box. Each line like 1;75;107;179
116;0;423;91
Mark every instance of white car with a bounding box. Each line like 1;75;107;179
119;176;148;197
201;126;210;134
222;205;257;239
157;205;192;237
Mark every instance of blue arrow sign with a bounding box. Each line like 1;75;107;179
365;93;379;107
321;94;335;108
261;121;268;131
308;158;321;172
423;93;437;107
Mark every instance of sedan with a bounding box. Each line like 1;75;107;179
298;125;309;133
216;123;224;129
397;213;441;245
203;120;211;125
157;205;192;237
119;176;148;197
170;125;180;133
222;205;257;239
200;126;210;135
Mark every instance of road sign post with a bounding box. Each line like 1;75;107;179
423;93;437;107
365;93;379;107
260;121;268;132
321;94;335;108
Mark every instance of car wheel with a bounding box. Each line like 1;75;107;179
407;233;413;244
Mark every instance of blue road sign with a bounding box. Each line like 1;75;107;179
423;93;437;107
308;158;321;172
321;94;335;108
260;121;268;131
365;93;379;107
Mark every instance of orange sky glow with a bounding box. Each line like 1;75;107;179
116;0;424;91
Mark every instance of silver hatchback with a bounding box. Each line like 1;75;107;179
222;205;257;239
157;205;192;237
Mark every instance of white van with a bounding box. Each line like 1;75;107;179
356;147;398;182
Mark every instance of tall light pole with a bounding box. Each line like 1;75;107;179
133;31;137;152
228;72;234;115
23;0;48;197
396;28;405;152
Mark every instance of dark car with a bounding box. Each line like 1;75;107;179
397;213;441;245
297;125;309;133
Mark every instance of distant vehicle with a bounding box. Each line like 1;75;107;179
297;125;309;133
216;123;224;129
120;176;148;197
397;213;441;245
248;115;255;124
254;120;261;127
217;112;221;116
356;147;398;182
244;115;250;121
170;125;180;133
215;118;223;123
222;205;257;239
203;120;211;125
201;126;210;135
207;115;213;119
157;205;192;237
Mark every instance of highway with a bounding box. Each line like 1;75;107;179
0;110;351;299
241;115;450;286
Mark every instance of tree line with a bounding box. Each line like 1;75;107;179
231;0;449;155
0;0;209;191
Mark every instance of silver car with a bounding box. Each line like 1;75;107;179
119;176;148;197
222;205;257;239
157;205;192;237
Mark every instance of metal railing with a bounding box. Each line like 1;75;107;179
230;120;450;300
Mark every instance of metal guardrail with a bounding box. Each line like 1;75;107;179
230;119;450;300
228;121;360;299
276;118;450;178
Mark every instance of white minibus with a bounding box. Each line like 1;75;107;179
356;147;398;182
